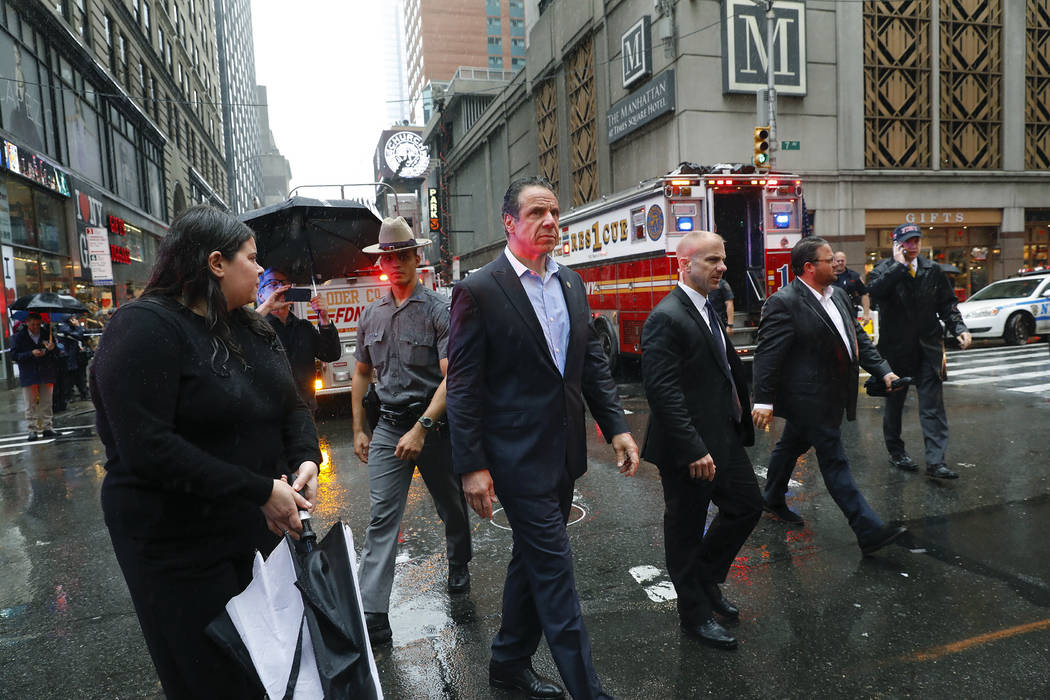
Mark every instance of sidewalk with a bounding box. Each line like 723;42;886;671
0;384;96;438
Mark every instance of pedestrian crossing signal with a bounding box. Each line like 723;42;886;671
753;126;770;168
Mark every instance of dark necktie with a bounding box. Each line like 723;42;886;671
705;300;742;422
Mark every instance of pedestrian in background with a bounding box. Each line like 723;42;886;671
12;312;59;440
868;223;972;480
350;216;472;647
90;205;320;700
255;267;341;411
831;250;871;321
753;237;907;556
641;231;762;651
447;177;638;700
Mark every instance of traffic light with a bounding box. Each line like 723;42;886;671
753;126;770;168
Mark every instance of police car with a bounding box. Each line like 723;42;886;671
957;269;1050;345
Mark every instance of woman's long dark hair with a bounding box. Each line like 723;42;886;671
143;205;274;369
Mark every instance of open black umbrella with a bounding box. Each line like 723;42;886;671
206;517;382;699
939;263;962;274
10;292;88;314
239;197;383;284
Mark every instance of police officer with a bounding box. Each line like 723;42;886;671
351;216;472;646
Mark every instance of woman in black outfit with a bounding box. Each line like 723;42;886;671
91;206;321;699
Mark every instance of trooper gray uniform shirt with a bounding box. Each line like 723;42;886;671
353;280;471;617
355;282;448;407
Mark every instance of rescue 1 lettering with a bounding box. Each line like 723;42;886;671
570;219;630;252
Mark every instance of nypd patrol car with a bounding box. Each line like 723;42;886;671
958;270;1050;345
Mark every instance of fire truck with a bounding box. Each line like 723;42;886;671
553;163;806;371
294;266;444;401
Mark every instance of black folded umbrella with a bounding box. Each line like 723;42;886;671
240;197;383;284
207;519;382;699
864;375;913;397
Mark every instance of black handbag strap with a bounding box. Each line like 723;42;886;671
282;615;307;700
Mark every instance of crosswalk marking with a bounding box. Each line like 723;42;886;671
948;359;1049;376
949;369;1048;386
944;344;1048;395
946;348;1046;367
1010;383;1050;394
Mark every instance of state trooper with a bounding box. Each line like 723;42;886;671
350;216;472;646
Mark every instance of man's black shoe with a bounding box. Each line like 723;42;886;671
763;502;804;525
26;432;39;442
889;454;919;472
41;429;59;438
926;463;959;480
489;663;565;699
447;563;470;594
702;583;739;620
364;612;392;646
680;617;738;650
861;526;908;556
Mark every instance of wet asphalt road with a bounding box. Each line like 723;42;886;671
1;351;1049;699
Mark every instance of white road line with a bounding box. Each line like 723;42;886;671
946;359;1049;376
0;449;25;457
948;369;1050;386
1008;383;1050;394
947;351;1048;367
628;565;678;603
947;344;1047;357
753;465;802;489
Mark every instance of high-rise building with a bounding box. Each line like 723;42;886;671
403;0;527;124
382;0;411;126
0;0;230;381
214;0;261;213
254;84;291;206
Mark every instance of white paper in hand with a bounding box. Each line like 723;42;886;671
225;540;323;699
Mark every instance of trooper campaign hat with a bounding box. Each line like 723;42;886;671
893;223;922;243
362;216;431;254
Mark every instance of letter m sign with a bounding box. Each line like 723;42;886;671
622;16;653;89
721;0;807;95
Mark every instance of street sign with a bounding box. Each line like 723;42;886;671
781;140;801;150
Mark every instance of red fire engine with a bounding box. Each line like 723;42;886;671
553;164;806;370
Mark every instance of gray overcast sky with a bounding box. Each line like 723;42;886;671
251;1;390;198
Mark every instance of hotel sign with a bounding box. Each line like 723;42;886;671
607;70;675;144
721;0;806;95
621;16;653;89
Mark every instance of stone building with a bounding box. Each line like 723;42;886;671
422;0;1050;298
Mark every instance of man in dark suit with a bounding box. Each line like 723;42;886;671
640;231;763;651
446;177;639;700
753;237;907;556
868;223;971;480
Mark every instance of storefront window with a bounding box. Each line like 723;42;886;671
865;225;999;301
41;252;68;291
1024;223;1048;269
34;190;67;254
6;178;36;247
12;251;43;295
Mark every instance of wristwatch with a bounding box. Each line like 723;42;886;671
417;416;435;431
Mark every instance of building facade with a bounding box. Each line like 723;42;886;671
423;0;1050;301
0;0;229;380
404;0;528;124
214;0;261;213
